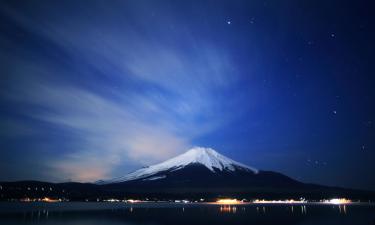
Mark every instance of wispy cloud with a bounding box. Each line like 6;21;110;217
0;2;245;182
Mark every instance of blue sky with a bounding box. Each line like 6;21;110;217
0;0;374;190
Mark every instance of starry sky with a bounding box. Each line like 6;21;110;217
0;0;374;190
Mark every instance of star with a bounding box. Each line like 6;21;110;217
333;110;337;115
227;21;231;25
331;33;335;38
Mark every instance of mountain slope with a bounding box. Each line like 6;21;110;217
101;147;306;193
99;147;258;184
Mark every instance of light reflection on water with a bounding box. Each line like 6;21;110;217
0;203;374;225
215;204;356;217
337;205;347;214
217;204;310;216
219;205;237;213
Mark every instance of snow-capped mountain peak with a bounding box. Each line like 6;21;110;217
170;147;257;173
100;147;258;184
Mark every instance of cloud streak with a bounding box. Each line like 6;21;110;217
0;1;246;182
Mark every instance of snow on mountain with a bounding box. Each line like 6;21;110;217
100;147;258;184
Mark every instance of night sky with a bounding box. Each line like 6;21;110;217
0;0;374;190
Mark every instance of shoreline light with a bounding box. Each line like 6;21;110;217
325;198;351;204
253;199;307;204
216;199;241;204
41;197;60;203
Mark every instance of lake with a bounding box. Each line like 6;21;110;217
0;202;374;225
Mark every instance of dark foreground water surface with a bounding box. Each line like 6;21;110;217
0;202;374;225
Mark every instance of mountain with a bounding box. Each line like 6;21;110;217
99;147;258;184
1;147;374;201
97;147;374;200
101;147;305;192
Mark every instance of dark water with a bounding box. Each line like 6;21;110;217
0;202;374;225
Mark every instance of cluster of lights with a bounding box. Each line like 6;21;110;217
216;198;353;205
216;199;241;204
102;199;204;203
174;200;190;203
253;199;307;204
14;196;355;205
41;197;61;203
125;199;143;203
20;197;62;202
324;198;351;204
103;199;121;202
103;199;144;203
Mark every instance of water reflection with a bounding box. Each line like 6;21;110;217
219;205;237;213
0;203;372;225
338;205;347;214
254;206;267;214
27;209;51;220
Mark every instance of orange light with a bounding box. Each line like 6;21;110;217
42;197;59;202
216;199;240;204
326;198;351;204
220;205;237;213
